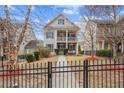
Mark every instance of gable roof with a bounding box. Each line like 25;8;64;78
92;20;114;25
92;15;124;25
25;40;43;49
44;13;80;30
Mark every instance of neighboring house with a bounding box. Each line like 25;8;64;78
0;19;37;56
15;24;37;55
25;40;43;54
44;14;80;55
83;19;124;55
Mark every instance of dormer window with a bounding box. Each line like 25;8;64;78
58;19;64;25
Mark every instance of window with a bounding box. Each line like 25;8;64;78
46;44;54;52
58;19;64;25
104;42;108;49
46;32;54;39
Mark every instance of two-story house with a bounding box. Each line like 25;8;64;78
83;19;124;55
44;14;80;55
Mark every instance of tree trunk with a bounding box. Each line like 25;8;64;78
113;43;117;60
91;45;94;57
91;38;94;57
4;5;32;67
12;6;32;66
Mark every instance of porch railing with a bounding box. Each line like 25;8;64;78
57;37;66;41
57;37;76;41
68;37;76;41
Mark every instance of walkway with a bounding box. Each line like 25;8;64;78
52;55;79;88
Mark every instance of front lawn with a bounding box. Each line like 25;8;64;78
18;55;58;64
66;54;88;62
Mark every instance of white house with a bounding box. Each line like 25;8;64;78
44;14;80;55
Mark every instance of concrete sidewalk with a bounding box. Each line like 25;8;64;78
52;55;79;88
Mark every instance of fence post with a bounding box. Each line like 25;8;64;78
85;60;88;88
122;59;124;88
48;62;52;88
1;56;4;88
83;60;86;88
83;59;88;88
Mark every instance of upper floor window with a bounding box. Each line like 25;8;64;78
46;32;54;39
58;19;64;25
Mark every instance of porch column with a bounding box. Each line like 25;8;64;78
66;43;68;49
102;40;104;50
76;43;78;55
121;41;124;53
55;30;57;49
97;42;99;50
66;29;68;49
66;29;68;42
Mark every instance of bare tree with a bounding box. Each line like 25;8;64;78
81;6;98;57
94;5;124;59
3;5;32;66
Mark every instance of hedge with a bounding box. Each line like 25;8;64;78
64;49;68;55
96;50;112;57
55;49;59;55
18;55;26;59
33;51;40;60
40;48;51;57
25;54;34;62
55;48;68;55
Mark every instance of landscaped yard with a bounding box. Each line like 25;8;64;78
18;55;58;65
66;55;89;62
66;54;123;87
17;55;58;69
66;55;89;66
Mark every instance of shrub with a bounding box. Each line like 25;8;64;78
18;55;26;59
96;50;112;57
80;51;84;54
33;51;40;60
55;49;59;55
55;48;68;55
40;48;51;57
25;54;34;62
78;45;81;53
64;49;68;55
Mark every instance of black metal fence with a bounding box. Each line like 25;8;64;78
0;59;124;88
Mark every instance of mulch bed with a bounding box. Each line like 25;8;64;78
96;65;123;72
86;56;98;61
0;70;24;79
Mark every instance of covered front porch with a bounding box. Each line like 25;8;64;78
57;42;78;54
97;40;124;53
